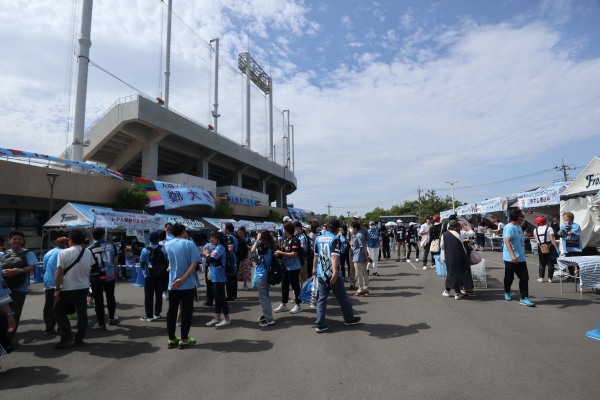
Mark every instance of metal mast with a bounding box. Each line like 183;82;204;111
238;52;272;154
163;0;173;108
210;38;220;133
71;0;93;164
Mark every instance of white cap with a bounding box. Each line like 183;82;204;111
396;219;403;223
353;214;362;219
283;216;292;222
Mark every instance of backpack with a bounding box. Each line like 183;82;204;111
234;234;249;261
267;253;285;285
147;245;169;277
0;249;30;289
224;250;238;278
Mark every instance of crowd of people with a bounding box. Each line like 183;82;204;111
0;211;586;353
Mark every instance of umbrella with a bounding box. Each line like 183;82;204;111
384;221;397;227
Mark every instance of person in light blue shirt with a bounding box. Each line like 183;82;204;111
502;210;534;307
42;237;69;334
223;223;239;300
274;222;303;314
0;271;16;357
558;212;582;278
312;218;361;333
366;222;381;276
204;232;230;328
251;230;277;327
203;239;216;307
351;221;369;296
163;223;200;349
139;231;169;322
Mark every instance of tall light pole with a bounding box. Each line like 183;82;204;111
445;180;458;214
46;173;59;252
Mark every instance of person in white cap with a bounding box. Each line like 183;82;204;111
393;220;407;262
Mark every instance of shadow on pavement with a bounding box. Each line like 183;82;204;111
0;366;69;389
195;339;273;353
322;321;431;339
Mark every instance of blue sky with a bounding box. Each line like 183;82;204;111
1;0;599;217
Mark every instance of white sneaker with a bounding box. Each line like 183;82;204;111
215;319;231;328
290;305;303;314
454;293;462;300
274;304;288;313
547;279;553;283
205;319;220;327
415;258;419;262
442;290;451;297
423;266;427;270
537;278;544;282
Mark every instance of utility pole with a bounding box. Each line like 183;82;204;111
326;203;332;220
554;158;575;182
417;187;422;223
445;181;458;214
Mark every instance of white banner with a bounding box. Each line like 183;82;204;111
456;204;477;216
440;210;453;220
518;186;564;209
94;210;166;231
476;197;506;214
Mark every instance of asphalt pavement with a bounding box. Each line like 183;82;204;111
1;249;599;400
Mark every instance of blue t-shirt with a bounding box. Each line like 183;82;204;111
208;244;227;283
352;232;367;263
367;228;380;248
43;247;63;289
502;223;526;262
3;248;38;292
164;238;201;290
255;246;273;278
314;231;341;280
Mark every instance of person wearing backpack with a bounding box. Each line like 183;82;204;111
88;228;120;331
251;230;276;327
274;222;303;315
1;231;38;340
139;231;169;321
204;232;231;328
236;227;252;291
42;237;70;335
223;223;239;300
533;216;559;283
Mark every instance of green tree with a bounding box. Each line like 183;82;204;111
266;209;283;222
115;185;148;210
213;201;234;219
364;207;387;225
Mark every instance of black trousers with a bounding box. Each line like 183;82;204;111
226;275;238;300
382;243;390;259
54;288;88;342
281;269;301;305
407;242;420;260
538;253;555;279
44;289;57;331
8;291;27;339
422;243;432;266
504;261;529;298
213;282;229;316
91;279;116;325
144;274;167;318
166;289;195;340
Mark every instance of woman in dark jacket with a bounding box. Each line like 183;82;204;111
441;220;473;300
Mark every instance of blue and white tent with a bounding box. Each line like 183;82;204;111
43;202;113;230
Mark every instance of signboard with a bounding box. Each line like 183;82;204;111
518;186;565;209
135;178;216;210
476;197;506;214
94;210;166;231
217;186;269;207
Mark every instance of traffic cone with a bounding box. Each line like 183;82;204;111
132;265;144;288
585;314;600;341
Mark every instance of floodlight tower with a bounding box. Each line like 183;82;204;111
238;52;273;159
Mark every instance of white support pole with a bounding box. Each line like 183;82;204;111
245;54;251;149
164;0;173;108
71;0;93;164
210;38;219;133
268;80;273;160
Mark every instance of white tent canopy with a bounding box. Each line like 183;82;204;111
560;157;600;249
43;203;112;230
